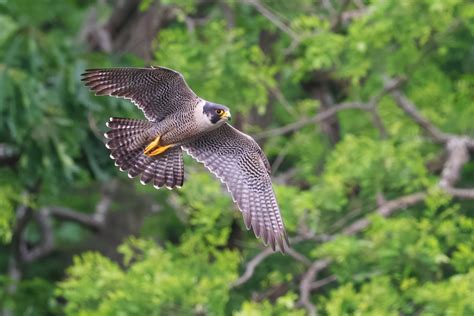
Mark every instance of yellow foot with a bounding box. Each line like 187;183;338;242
147;144;174;156
144;135;161;156
143;135;174;157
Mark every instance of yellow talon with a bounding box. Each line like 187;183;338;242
144;135;161;155
143;135;174;157
147;144;174;156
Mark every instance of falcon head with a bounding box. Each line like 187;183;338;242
203;102;231;125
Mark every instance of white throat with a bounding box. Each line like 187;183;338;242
194;99;225;131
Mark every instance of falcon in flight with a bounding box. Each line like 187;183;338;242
81;66;289;252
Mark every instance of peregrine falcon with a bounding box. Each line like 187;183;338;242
81;66;289;252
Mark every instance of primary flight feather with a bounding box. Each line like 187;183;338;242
81;66;289;252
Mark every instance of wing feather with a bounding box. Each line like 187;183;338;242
81;67;200;121
183;124;289;253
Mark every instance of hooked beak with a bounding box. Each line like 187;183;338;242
222;110;232;121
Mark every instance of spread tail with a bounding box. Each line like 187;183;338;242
104;117;184;189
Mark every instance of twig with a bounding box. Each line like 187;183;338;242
243;0;299;42
369;107;388;138
232;235;312;288
87;113;104;141
327;206;363;233
19;209;54;263
257;78;403;140
309;274;337;291
286;248;312;266
3;202;29;316
298;259;332;316
47;206;104;230
390;90;451;144
271;144;289;174
390;88;474;195
298;191;426;315
47;180;116;230
231;247;274;287
270;86;298;118
341;192;427;235
255;102;371;140
330;0;351;30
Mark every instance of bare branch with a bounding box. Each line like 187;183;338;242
87;112;105;141
389;81;474;150
242;0;299;42
231;247;274;287
309;274;337;291
342;192;427;235
93;180;116;223
269;86;298;118
439;137;470;188
341;8;368;22
286;248;312;266
298;259;332;316
297;191;426;314
369;107;388;139
466;139;474;150
47;206;103;230
437;137;474;198
330;0;351;30
47;180;116;230
232;235;313;288
390;86;474;197
328;206;363;234
390;90;452;144
257;77;403;140
442;187;474;199
3;201;29;316
255;102;371;140
19;209;54;263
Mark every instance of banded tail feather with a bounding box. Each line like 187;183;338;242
105;117;184;189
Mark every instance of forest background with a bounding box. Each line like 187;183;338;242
0;0;473;315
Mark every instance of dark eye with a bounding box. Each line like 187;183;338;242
216;109;224;115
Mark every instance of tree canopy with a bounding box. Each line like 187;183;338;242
0;0;473;315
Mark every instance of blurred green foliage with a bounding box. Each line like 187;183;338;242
0;0;473;315
59;238;238;315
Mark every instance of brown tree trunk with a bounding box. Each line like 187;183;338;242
82;0;176;61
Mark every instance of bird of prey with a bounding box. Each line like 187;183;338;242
81;66;289;252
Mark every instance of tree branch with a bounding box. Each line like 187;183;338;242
286;247;312;266
19;209;54;263
243;0;299;42
231;247;274;287
298;191;426;315
390;90;452;144
369;107;388;139
330;0;351;30
439;137;470;187
298;259;332;316
47;206;103;230
309;274;337;291
231;236;311;288
390;88;474;196
47;180;116;230
256;77;403;140
438;137;474;198
342;192;427;235
255;102;371;140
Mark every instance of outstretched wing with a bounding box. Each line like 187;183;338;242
81;67;200;121
183;123;289;252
